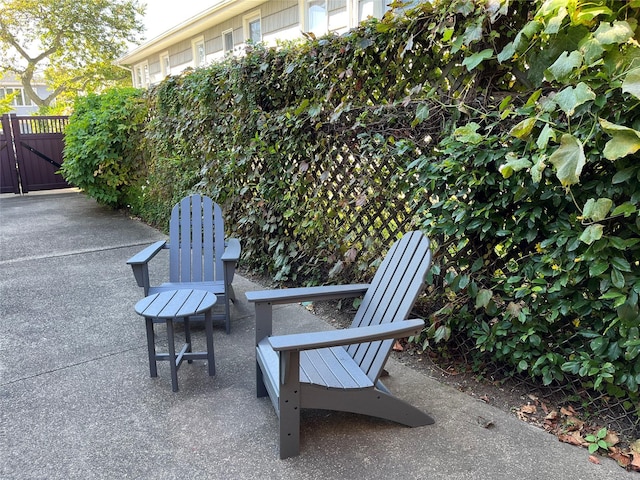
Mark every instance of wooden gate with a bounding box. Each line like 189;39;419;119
0;114;70;194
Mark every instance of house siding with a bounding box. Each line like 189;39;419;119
125;0;386;87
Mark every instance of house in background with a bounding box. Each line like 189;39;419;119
117;0;390;88
0;73;50;115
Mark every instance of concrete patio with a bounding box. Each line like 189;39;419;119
0;190;634;479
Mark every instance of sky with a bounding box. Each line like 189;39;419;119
140;0;216;41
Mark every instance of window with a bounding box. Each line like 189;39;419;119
134;62;150;88
160;52;170;77
192;37;206;67
358;0;375;20
0;87;31;106
243;11;262;43
306;0;328;35
223;29;234;54
349;0;389;27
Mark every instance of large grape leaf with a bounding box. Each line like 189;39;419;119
599;119;640;160
548;134;585;187
554;82;596;116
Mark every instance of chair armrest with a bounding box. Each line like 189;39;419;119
246;284;370;305
269;319;425;352
126;240;166;293
221;237;241;262
126;240;167;265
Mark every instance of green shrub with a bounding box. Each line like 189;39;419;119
61;87;148;208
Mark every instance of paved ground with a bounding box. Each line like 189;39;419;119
0;189;635;479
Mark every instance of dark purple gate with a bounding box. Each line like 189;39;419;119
0;114;70;194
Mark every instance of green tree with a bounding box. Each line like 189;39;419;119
0;0;145;111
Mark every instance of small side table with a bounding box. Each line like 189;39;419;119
135;289;217;392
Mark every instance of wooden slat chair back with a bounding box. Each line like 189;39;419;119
346;231;432;383
169;195;225;284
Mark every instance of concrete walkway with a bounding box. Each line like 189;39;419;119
0;190;634;479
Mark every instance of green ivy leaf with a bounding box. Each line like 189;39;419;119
536;124;555;150
462;49;493;72
553;82;595;116
545;51;583;82
599;119;640;160
579;37;605;66
475;289;493;309
531;156;546;183
454;122;483;144
611;202;637;217
497;41;515;63
509;117;537;139
575;6;613;24
580;224;603;245
548;134;586;187
544;6;567;34
622;68;640;100
594;21;634;45
499;154;532;178
582;198;612;222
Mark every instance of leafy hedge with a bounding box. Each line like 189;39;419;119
61;87;148;208
62;0;640;405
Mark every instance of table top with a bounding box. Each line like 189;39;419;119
135;289;217;319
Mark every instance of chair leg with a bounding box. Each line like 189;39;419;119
145;317;157;377
257;362;268;398
224;294;231;334
278;389;301;459
278;351;301;459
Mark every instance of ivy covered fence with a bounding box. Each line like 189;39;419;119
62;0;640;440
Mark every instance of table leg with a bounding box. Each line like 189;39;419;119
205;308;215;376
184;316;193;364
145;317;157;377
166;318;179;392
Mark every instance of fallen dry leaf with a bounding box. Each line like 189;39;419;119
558;430;587;447
588;455;601;465
631;439;640;454
540;401;549;414
604;430;619;447
561;406;577;416
520;404;537;414
609;448;631;468
545;410;559;421
480;394;490;403
392;340;404;352
564;416;584;431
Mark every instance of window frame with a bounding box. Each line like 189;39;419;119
133;61;150;88
2;87;30;106
160;51;170;77
192;36;206;67
222;29;234;54
305;0;328;35
243;10;262;44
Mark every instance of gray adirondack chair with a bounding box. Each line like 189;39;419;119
246;231;435;458
127;194;241;334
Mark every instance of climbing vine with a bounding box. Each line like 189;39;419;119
65;0;640;406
